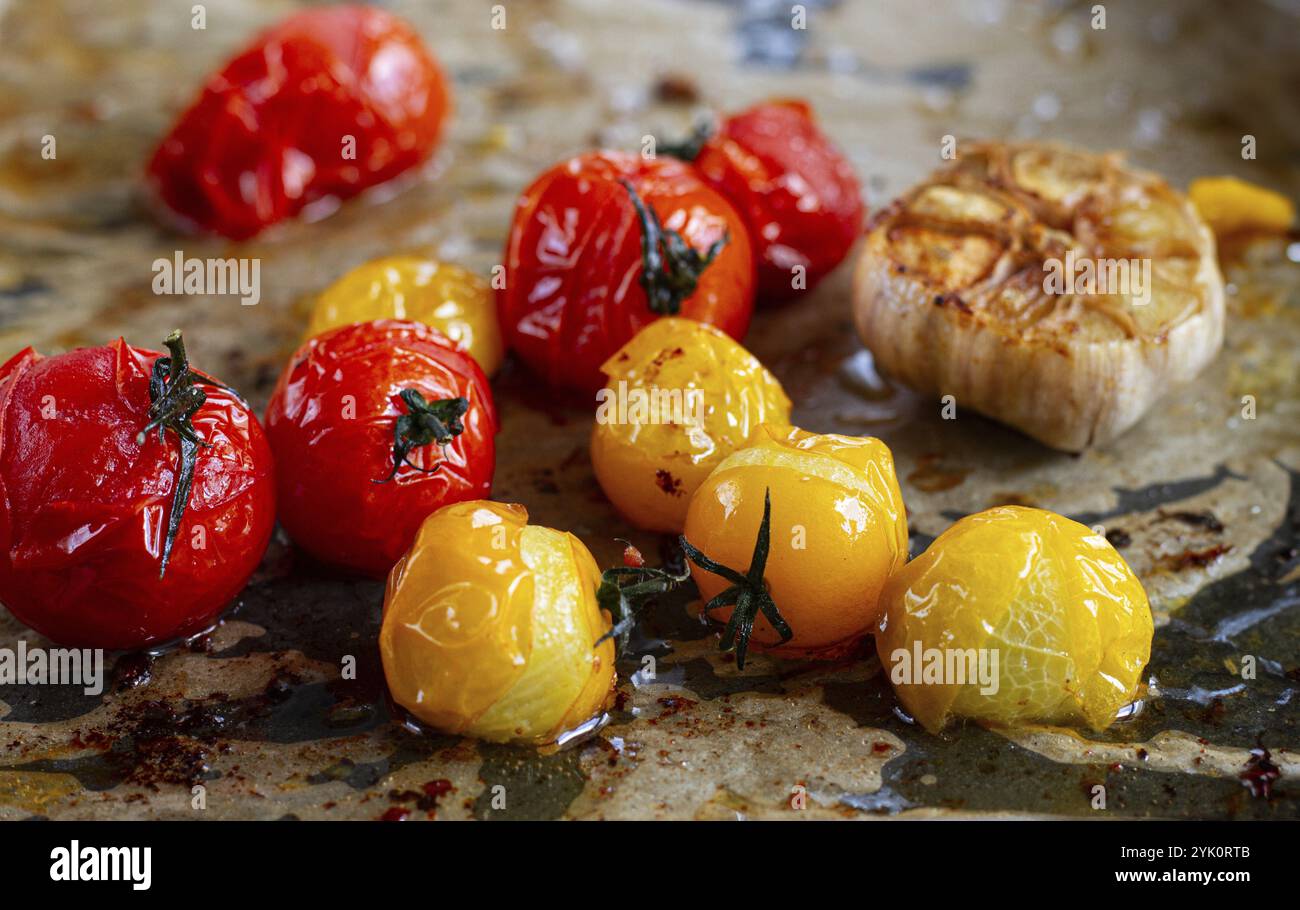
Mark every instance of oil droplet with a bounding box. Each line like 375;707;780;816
0;770;81;813
907;454;971;492
839;349;893;401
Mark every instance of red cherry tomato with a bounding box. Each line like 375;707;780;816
684;100;864;301
147;5;451;240
0;334;274;650
264;320;497;578
498;151;754;394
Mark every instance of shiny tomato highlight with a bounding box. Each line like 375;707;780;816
685;100;864;301
498;151;755;394
264;320;497;578
147;6;451;239
0;336;275;650
682;424;909;664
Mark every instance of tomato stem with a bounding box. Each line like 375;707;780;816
595;563;691;655
374;389;469;483
620;179;728;317
659;118;714;162
679;488;791;669
135;330;220;580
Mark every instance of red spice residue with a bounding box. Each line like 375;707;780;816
1165;544;1232;571
656;696;697;717
422;779;454;799
1240;746;1280;799
655;469;684;496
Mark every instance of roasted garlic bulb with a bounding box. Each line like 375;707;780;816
877;506;1153;733
379;501;615;745
853;141;1225;451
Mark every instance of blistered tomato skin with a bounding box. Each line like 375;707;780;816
264;320;497;579
306;256;504;376
591;317;791;533
682;424;908;659
877;506;1154;734
380;500;616;745
690;100;864;302
0;341;274;650
147;6;450;240
498;151;755;394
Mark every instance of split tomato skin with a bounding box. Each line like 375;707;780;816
264;320;497;579
877;506;1153;734
691;100;864;301
380;500;615;745
682;424;908;659
147;6;451;240
0;340;274;650
498;151;755;394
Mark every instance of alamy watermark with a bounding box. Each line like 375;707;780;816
50;841;150;890
1043;251;1151;306
595;381;705;426
0;642;104;695
889;642;1000;695
152;250;261;306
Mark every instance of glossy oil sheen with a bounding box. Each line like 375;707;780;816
0;340;275;649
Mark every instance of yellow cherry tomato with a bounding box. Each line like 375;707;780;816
1189;176;1295;238
681;424;909;662
591;317;791;534
877;505;1153;734
379;500;615;745
306;255;505;376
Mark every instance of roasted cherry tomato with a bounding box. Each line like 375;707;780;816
0;332;274;650
498;151;755;393
380;500;615;745
878;506;1153;733
673;99;864;302
306;255;504;376
877;506;1153;733
681;424;908;665
148;6;451;239
591;317;790;533
264;320;496;578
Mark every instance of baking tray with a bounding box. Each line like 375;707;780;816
0;0;1296;819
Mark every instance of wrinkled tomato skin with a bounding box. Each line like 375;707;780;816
0;341;275;650
498;151;754;394
264;320;497;578
692;100;864;302
147;6;451;240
